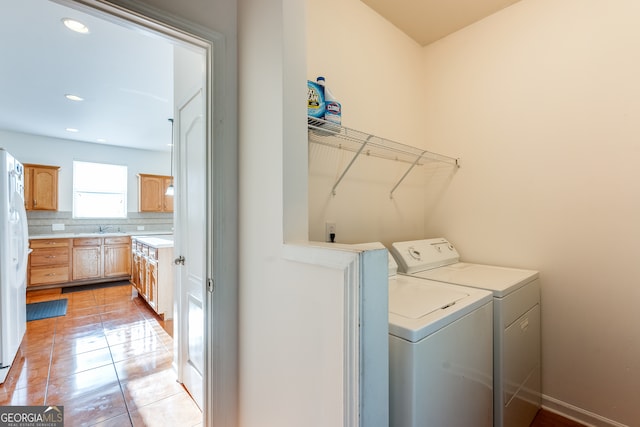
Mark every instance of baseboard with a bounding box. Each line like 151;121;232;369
542;395;629;427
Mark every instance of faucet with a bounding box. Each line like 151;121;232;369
98;225;113;233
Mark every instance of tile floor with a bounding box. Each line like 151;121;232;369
0;283;202;427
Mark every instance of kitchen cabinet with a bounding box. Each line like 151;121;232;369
131;236;174;319
28;235;131;289
104;236;132;277
72;236;131;281
23;164;59;211
131;243;144;295
72;238;102;281
28;239;70;287
138;174;173;212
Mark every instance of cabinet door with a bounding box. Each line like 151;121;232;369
30;266;70;286
131;251;140;290
138;174;174;212
139;256;148;299
104;244;131;277
72;246;102;280
24;166;32;210
30;248;70;267
139;175;163;212
163;177;174;212
24;164;59;211
147;258;158;311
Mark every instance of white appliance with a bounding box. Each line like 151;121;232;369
390;238;541;427
367;242;494;427
0;148;29;384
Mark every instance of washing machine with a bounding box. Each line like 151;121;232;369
390;238;541;427
382;244;494;427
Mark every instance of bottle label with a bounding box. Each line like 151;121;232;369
307;81;325;118
325;101;341;124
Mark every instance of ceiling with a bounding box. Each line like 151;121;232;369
361;0;522;46
0;0;520;153
0;0;176;152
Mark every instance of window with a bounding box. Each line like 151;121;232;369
73;161;127;218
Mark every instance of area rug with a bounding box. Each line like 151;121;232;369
61;280;131;294
26;299;68;322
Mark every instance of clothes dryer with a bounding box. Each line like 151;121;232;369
390;238;541;427
375;243;494;427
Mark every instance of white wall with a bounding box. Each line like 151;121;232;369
0;129;169;212
309;0;640;425
421;1;640;425
238;0;362;425
307;0;459;245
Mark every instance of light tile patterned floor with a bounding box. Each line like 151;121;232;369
0;284;202;427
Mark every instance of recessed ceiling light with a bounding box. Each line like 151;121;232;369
62;18;89;34
65;94;84;102
66;128;79;133
97;138;107;143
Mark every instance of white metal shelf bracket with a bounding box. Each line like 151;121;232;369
331;135;373;196
389;152;460;199
389;150;427;199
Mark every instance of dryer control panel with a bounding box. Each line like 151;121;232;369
390;238;459;274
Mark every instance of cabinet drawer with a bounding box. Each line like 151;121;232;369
30;248;69;266
104;236;130;245
73;238;102;246
30;239;69;249
30;266;70;285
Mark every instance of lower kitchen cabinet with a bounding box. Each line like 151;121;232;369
28;239;70;287
28;235;131;289
72;238;102;281
104;236;132;277
131;236;174;319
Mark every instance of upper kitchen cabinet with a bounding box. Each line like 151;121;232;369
23;164;59;211
138;173;173;213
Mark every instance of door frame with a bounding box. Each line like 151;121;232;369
62;1;239;426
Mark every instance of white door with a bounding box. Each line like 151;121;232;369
175;89;206;409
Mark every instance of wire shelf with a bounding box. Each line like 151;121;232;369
308;117;460;197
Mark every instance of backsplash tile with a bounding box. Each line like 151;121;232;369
27;211;173;236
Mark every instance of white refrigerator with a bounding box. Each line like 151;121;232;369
0;148;29;384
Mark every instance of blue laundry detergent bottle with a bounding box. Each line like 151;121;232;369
307;79;325;123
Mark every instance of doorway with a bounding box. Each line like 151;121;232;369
6;0;239;425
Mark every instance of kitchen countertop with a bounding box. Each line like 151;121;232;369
29;230;174;240
133;235;174;248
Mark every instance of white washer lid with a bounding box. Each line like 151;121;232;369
389;279;468;319
412;263;539;297
388;275;492;342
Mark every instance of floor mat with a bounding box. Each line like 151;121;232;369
61;280;131;294
26;299;68;321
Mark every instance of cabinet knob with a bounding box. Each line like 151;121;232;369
174;256;185;265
